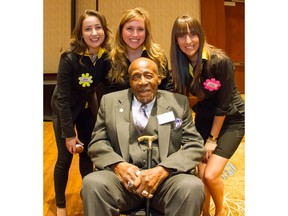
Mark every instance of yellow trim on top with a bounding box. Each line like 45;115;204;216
202;47;209;60
97;47;105;59
78;47;106;59
189;48;208;78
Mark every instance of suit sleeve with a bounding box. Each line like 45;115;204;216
88;94;125;169
158;95;205;174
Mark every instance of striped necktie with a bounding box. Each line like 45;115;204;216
135;104;148;134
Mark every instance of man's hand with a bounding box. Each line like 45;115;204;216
113;162;171;198
133;166;171;198
112;162;140;193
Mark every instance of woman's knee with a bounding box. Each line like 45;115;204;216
55;155;73;170
203;170;221;187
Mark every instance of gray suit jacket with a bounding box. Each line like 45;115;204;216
88;89;205;175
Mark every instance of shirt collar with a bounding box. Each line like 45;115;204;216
132;96;156;114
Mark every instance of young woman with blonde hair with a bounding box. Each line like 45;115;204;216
107;7;172;92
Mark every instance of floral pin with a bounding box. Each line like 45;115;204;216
78;73;93;87
203;78;221;91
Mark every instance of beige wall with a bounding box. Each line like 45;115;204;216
75;0;96;20
44;0;200;73
44;0;71;73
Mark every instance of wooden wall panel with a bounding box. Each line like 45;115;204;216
98;0;201;69
200;0;226;50
44;0;71;73
76;0;96;20
225;2;245;93
201;0;244;93
225;3;244;62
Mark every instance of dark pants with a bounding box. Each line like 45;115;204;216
81;170;205;216
52;108;95;208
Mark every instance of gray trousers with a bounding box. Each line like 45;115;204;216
81;170;205;216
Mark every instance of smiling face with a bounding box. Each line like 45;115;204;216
82;15;105;54
177;26;200;63
122;18;146;52
128;58;160;104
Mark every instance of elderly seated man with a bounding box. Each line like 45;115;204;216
81;57;205;216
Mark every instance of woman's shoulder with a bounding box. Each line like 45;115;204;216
208;50;233;70
60;51;78;61
209;48;229;60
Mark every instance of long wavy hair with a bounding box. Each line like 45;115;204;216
62;9;112;56
170;15;228;101
108;7;167;84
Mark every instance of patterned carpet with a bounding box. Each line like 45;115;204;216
211;137;245;216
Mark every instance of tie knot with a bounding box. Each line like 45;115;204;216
140;104;148;118
141;104;147;111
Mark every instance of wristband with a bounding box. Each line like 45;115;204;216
208;134;218;142
206;139;217;145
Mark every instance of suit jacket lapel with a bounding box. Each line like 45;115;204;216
116;90;132;162
155;93;171;160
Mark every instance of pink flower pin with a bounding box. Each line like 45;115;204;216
203;78;221;91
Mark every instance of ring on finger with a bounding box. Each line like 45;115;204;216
142;190;149;196
128;180;134;188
